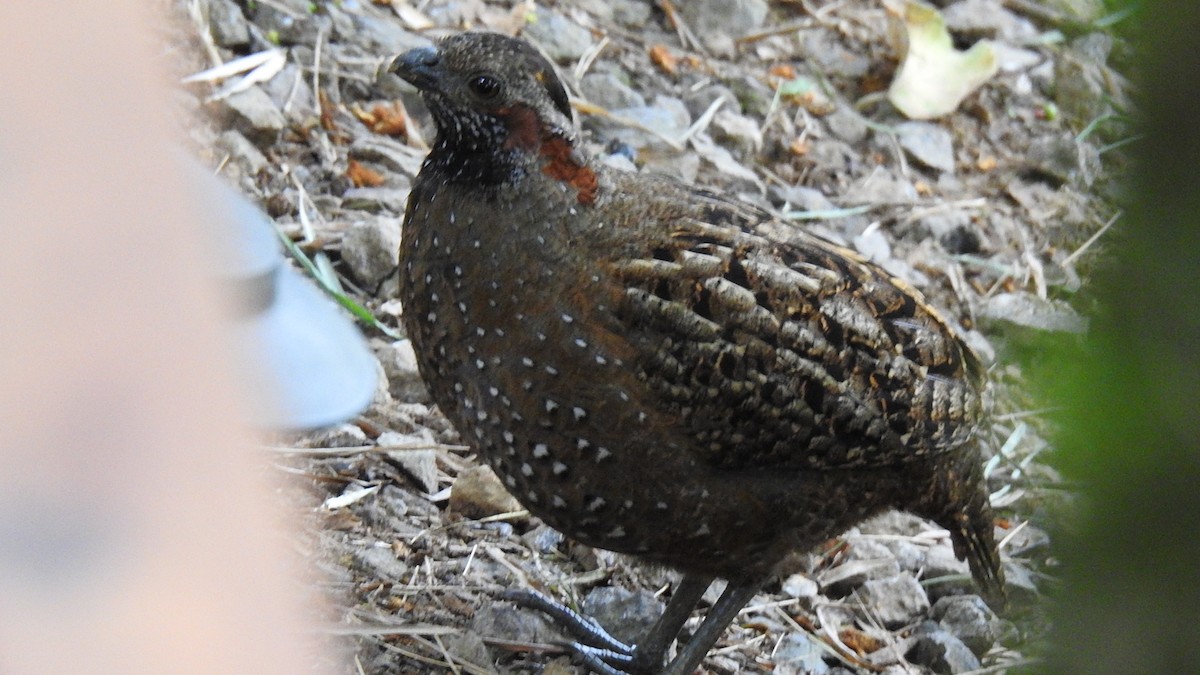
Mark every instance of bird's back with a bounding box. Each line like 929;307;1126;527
566;167;985;473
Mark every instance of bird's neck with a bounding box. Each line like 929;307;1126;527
424;132;524;187
493;104;597;206
425;104;597;205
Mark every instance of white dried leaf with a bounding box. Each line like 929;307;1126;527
387;0;435;30
182;49;285;84
205;51;288;102
887;1;998;120
322;484;381;510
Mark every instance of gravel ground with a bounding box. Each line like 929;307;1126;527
166;0;1129;672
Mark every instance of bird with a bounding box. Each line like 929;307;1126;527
390;32;1005;675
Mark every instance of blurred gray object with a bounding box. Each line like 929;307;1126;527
188;159;377;430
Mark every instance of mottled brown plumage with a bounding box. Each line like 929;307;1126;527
392;32;1004;675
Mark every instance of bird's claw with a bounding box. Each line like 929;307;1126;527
503;588;651;674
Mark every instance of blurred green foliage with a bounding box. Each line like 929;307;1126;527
1037;2;1200;673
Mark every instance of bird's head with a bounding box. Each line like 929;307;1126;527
392;32;589;192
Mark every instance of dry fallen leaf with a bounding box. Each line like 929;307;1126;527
323;484;381;510
318;89;337;132
352;101;409;136
347;159;385;188
182;48;286;102
649;44;679;75
887;0;998;120
838;627;884;656
768;63;796;80
384;0;434;30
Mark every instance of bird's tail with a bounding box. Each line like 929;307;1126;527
952;491;1007;609
921;444;1007;610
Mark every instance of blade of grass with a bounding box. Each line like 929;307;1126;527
782;204;875;220
274;225;402;339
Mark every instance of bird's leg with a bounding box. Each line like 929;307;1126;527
504;574;714;674
660;578;766;675
624;574;712;672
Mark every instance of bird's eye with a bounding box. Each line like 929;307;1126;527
468;74;502;100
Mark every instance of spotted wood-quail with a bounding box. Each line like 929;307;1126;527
392;32;1005;675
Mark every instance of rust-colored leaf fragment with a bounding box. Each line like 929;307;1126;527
352;101;410;137
347;159;385;187
318;88;337;132
838;627;884;655
769;63;796;80
792;614;817;631
649;44;679;75
789;137;810;156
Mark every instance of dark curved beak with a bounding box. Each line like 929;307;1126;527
390;46;441;91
